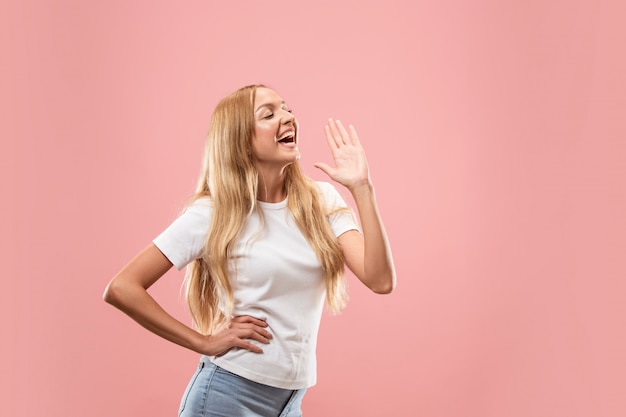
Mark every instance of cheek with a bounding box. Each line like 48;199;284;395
255;123;278;142
251;133;274;157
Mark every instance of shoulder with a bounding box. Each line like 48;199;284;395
185;196;214;213
152;197;213;270
166;196;214;230
314;181;349;209
190;196;213;206
314;181;337;198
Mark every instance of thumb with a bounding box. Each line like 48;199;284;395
314;162;334;177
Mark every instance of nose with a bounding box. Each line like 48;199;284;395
281;109;295;125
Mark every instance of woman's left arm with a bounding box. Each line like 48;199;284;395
315;119;396;294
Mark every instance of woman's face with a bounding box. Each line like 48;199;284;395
251;87;300;169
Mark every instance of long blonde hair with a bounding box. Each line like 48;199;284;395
185;85;347;335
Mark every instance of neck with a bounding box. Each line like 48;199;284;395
256;167;287;203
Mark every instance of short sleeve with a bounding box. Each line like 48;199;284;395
152;198;212;270
317;182;361;237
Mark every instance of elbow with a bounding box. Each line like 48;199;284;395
371;283;394;295
103;278;123;306
369;272;396;295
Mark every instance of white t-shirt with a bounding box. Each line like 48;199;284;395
153;182;359;389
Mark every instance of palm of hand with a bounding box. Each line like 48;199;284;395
315;119;370;189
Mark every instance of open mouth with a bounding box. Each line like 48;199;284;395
277;131;295;144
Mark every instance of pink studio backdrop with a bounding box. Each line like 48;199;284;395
2;1;625;416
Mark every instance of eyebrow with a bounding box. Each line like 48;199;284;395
255;101;286;113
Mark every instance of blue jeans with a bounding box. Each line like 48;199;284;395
178;357;306;417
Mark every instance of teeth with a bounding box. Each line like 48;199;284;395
278;131;295;143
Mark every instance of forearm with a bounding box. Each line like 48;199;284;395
349;181;396;293
104;279;203;352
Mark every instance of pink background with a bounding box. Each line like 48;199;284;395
2;1;625;416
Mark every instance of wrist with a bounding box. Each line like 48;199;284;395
348;179;373;194
190;332;211;354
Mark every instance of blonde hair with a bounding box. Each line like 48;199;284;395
185;85;347;335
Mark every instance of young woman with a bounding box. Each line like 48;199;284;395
103;84;396;416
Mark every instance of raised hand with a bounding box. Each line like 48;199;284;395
314;119;371;190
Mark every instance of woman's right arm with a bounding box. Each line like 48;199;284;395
103;243;271;356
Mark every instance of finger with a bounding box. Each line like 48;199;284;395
348;124;360;146
254;326;273;340
232;315;268;327
234;319;273;338
328;119;346;146
313;162;335;178
250;329;272;344
234;339;264;354
334;120;352;145
229;322;273;340
324;123;340;151
236;328;271;346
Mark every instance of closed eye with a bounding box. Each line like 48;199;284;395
263;113;274;119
